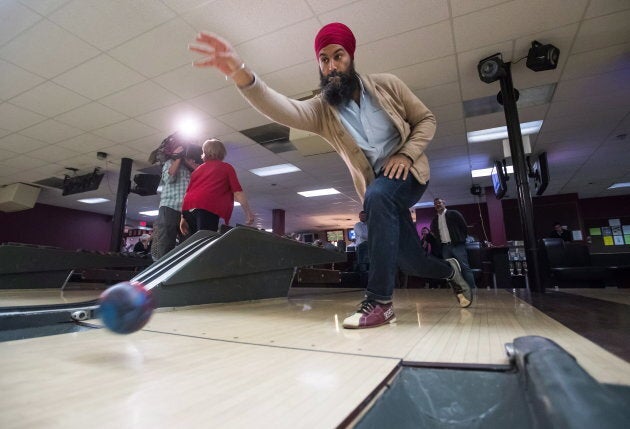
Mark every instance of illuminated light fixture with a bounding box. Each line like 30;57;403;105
249;163;301;177
471;165;514;178
265;229;273;232
78;198;109;204
139;210;159;216
467;120;543;143
234;201;241;206
177;117;201;138
298;188;340;197
413;202;434;208
608;182;630;189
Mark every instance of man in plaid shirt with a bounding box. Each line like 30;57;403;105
154;146;198;260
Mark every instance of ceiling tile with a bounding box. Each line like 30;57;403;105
99;80;181;117
450;0;506;17
0;133;48;153
318;0;449;45
585;0;630;19
189;86;251;117
55;102;129;131
217;108;272;131
0;59;45;101
154;63;230;99
92;119;159;143
108;18;197;78
0;103;46;131
414;82;462;108
53;54;146;100
573;9;630;54
562;42;630;81
304;0;355;15
261;61;320;99
0;19;96;79
0;1;42;46
4;154;48;169
27;144;82;162
9;81;89;116
18;119;84;143
49;0;175;50
359;21;455;74
453;0;588;52
392;56;458;92
55;133;116;154
182;0;313;45
18;0;71;16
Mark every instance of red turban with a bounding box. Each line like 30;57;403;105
314;22;356;59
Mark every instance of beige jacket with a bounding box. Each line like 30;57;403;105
238;73;436;201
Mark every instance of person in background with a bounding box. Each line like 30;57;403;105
180;139;254;235
133;234;151;255
188;23;472;329
430;198;475;291
354;211;368;247
549;222;572;242
420;226;438;257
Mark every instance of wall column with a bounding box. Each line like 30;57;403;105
272;209;285;236
485;187;507;246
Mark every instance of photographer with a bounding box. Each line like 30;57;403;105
154;138;199;260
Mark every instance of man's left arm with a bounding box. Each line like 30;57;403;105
452;211;468;237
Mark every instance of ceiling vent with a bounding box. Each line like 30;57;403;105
240;123;296;154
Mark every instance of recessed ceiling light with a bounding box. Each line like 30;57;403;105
234;202;241;206
249;163;301;177
78;198;109;204
413;202;434;208
608;182;630;189
471;165;514;178
139;210;159;216
467;120;543;143
298;188;340;197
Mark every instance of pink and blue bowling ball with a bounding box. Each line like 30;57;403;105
98;281;156;334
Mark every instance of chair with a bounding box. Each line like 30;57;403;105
539;238;612;289
466;242;493;288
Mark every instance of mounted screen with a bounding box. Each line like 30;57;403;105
491;160;507;199
533;152;549;196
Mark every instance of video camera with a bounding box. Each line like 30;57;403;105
148;133;203;169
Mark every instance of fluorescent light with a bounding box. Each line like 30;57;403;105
233;201;241;206
608;182;630;189
413;202;434;208
78;198;109;204
265;229;273;232
139;210;159;216
298;188;340;197
249;163;301;177
471;165;514;178
467;120;543;143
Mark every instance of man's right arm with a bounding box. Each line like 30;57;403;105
189;31;322;134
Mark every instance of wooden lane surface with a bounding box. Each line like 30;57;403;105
0;328;397;429
140;288;630;385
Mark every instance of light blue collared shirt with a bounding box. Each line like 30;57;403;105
336;78;401;174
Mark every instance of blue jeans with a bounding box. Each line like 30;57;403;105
364;174;453;301
441;243;476;289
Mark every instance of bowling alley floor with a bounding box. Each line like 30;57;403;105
1;287;629;428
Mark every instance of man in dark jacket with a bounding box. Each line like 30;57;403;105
549;222;572;242
430;198;475;290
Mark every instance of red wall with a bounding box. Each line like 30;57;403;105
0;203;112;251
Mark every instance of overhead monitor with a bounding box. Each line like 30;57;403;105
491;160;508;199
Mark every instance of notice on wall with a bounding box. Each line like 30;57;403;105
614;236;625;245
572;230;583;241
589;227;602;236
603;236;614;246
609;218;621;226
625;235;630;245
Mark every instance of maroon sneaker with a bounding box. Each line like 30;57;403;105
342;300;396;329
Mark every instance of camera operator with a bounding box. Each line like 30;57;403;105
154;143;199;260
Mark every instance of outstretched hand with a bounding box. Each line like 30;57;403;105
188;31;243;78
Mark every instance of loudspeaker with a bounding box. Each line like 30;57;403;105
131;174;161;196
0;183;40;212
477;53;506;84
526;41;560;72
470;184;482;196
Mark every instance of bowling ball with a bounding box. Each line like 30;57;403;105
98;281;156;334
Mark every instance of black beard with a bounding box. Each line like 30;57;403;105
319;67;359;107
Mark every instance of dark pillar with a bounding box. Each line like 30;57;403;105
109;157;132;252
484;186;507;245
272;209;285;236
498;63;543;292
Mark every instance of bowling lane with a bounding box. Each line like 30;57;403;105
140;288;630;385
0;328;398;429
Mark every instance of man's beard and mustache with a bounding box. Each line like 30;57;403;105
319;64;360;106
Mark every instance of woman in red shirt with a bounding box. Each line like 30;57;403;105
180;139;254;234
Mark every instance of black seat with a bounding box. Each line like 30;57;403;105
540;238;612;288
466;242;493;288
